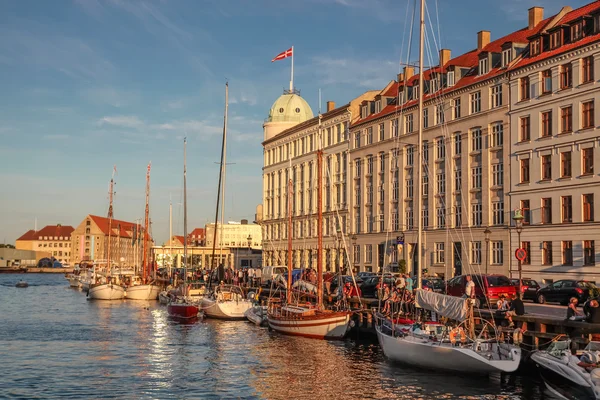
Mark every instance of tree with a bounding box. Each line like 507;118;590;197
0;244;15;249
398;259;407;274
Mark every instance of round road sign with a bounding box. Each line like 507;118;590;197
515;248;527;262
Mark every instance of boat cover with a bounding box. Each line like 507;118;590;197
415;289;467;321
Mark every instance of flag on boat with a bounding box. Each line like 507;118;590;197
271;48;293;62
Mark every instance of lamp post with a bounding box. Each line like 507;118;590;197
484;227;491;275
336;225;342;274
351;234;357;272
513;210;524;297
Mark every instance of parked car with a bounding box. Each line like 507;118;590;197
510;278;541;301
360;276;395;298
446;274;515;307
357;271;376;280
330;275;364;292
422;277;445;293
535;280;597;305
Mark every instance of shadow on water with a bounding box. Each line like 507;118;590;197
0;274;549;399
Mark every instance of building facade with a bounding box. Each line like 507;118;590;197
509;3;600;283
15;224;75;265
204;220;262;249
260;90;378;271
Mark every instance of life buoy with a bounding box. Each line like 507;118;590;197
449;327;467;344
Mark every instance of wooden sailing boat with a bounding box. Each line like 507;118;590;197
126;163;161;300
266;99;351;340
201;82;254;320
167;138;200;319
88;169;126;300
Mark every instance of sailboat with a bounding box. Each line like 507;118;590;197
167;138;200;320
266;96;351;340
126;163;161;300
88;170;126;300
375;0;521;373
201;82;254;320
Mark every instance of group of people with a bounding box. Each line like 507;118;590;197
495;293;525;327
566;297;600;323
378;274;418;317
220;267;262;287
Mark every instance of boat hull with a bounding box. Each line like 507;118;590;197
376;325;521;374
245;306;268;326
530;351;597;400
126;284;161;300
267;311;351;340
201;297;253;320
167;303;199;319
87;284;125;300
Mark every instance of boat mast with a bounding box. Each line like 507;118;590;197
107;169;115;277
317;112;324;309
169;196;173;277
142;163;151;282
286;158;293;304
183;139;188;286
210;82;228;277
416;0;425;290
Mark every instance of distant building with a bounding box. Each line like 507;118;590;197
15;224;75;265
204;220;262;249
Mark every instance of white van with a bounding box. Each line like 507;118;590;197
262;266;288;286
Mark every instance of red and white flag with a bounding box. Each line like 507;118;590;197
271;47;293;62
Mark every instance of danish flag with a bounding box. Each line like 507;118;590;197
271;48;293;62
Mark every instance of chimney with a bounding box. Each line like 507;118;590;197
241;219;248;225
326;101;335;112
477;30;491;51
397;72;404;82
528;7;544;30
439;49;451;67
403;66;415;80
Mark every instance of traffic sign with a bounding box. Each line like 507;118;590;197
396;235;404;245
515;248;527;262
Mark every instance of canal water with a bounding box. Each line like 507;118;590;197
0;274;550;399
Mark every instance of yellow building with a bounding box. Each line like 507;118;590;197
15;224;74;264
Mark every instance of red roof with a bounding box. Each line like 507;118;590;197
88;215;151;240
560;1;600;25
17;225;75;241
189;228;205;239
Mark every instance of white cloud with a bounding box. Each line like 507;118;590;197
97;115;223;141
99;115;144;128
43;134;69;140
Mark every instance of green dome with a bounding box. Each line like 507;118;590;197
267;93;313;124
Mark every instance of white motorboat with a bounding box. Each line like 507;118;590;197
158;290;172;305
88;282;125;300
201;285;253;320
68;275;81;288
267;303;351;339
531;340;600;399
126;284;161;300
245;305;268;326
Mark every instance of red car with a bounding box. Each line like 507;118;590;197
446;274;516;307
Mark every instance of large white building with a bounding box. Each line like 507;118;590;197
204;220;262;249
508;3;600;283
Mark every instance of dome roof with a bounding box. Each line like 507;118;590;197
267;93;313;124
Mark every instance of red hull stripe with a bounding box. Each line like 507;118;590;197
268;317;348;328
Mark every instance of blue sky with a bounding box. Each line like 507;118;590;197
0;0;588;244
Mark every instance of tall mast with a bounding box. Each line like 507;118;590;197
142;162;151;282
286;158;293;304
107;168;115;275
183;138;188;285
317;113;324;309
169;196;173;276
211;82;229;274
416;0;425;289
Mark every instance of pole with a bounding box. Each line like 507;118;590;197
517;230;522;297
317;113;323;309
183;138;188;287
169;198;172;276
416;0;425;290
290;45;294;92
211;82;228;274
485;239;489;275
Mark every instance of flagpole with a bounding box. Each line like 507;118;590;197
290;45;294;92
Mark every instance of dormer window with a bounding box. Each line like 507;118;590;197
413;85;419;100
549;30;561;49
502;49;511;67
361;105;367;118
447;71;455;87
595;13;600;33
530;38;541;56
375;100;381;114
430;77;439;93
571;22;583;41
479;57;489;75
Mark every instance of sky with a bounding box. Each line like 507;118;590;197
0;0;590;244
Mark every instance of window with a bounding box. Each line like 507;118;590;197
549;30;561;49
582;56;594;83
354;132;360;148
435;242;445;263
471;166;482;189
405;114;414;134
430;77;439;93
583;148;594;175
582;101;595;129
452;97;461;119
492;241;503;265
562;241;573;266
423;108;429;129
492;163;503;187
584;240;596;265
378;123;385;141
472;204;482;226
479;57;489;75
541;154;552;181
520;77;530;101
562;195;573;223
423;141;429;164
492;201;504;225
435;104;445;125
447;71;455;86
454;133;462;155
454;168;462;191
455;196;462;226
436;138;445;159
530;38;541;56
522;241;531;264
542;69;552;94
471;241;482;264
422;205;429;228
560;63;572;89
406;176;413;198
392;211;399;231
471;128;482;151
367;156;374;175
422;173;429;196
436;206;446;228
572;22;583;41
365;244;373;263
353;245;360;263
502;48;511;67
517;116;530;143
584;194;594;222
520;159;530;183
470;91;481;114
491;123;503;147
561;106;573;133
391;119;398;137
413;85;419;100
542;111;552;137
436;171;446;194
367;127;373;144
542;197;552;224
491;85;502;108
542;241;553;265
561;152;572;178
521;199;531;225
406;146;414;166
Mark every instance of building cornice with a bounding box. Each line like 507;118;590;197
511;41;600;77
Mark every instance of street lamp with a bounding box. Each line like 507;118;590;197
162;244;165;269
513;209;524;297
483;227;491;275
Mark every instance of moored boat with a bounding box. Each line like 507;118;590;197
15;280;28;288
268;303;350;339
167;297;199;320
201;285;253;320
245;305;268;326
88;282;125;300
126;284;161;300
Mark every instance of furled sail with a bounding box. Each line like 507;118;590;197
415;289;468;321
